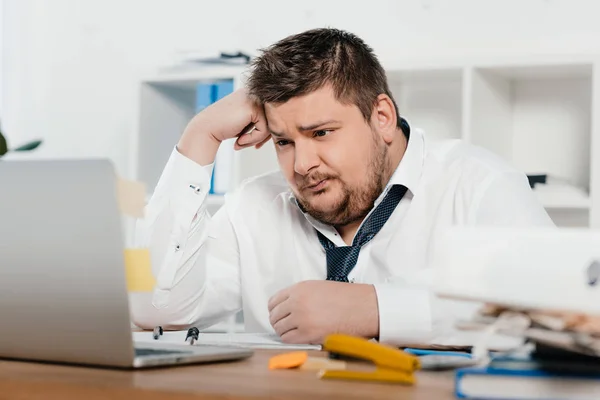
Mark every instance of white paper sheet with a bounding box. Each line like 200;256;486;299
133;331;321;350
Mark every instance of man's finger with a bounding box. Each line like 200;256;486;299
280;329;304;344
234;136;252;150
268;288;290;312
252;104;269;140
269;300;291;327
234;126;270;149
272;314;297;337
255;135;272;149
235;126;257;146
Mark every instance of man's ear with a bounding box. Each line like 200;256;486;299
371;94;398;144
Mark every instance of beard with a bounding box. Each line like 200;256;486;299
295;136;389;227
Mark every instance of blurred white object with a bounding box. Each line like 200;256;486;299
532;175;590;209
432;227;600;316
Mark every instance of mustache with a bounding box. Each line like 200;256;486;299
298;172;338;190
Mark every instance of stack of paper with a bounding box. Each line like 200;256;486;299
133;331;321;351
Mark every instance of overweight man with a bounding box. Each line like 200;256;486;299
132;28;554;345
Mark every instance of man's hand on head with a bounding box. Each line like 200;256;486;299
177;88;271;166
268;280;379;345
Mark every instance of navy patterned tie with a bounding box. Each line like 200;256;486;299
316;185;408;282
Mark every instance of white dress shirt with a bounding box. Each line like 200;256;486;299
132;129;554;345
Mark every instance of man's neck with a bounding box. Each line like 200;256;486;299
336;130;408;246
337;220;362;246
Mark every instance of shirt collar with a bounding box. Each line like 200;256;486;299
287;127;425;210
382;127;425;199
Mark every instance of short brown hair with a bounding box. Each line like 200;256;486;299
247;28;403;130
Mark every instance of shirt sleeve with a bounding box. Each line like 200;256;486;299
374;280;487;346
130;147;242;330
374;171;555;345
470;171;556;227
374;283;433;344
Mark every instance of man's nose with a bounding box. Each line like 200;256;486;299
293;140;320;176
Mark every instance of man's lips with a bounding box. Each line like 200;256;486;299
304;179;328;191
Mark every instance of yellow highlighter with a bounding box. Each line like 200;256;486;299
319;334;421;385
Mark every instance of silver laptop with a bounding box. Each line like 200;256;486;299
0;159;252;368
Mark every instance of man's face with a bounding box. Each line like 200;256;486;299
265;85;389;227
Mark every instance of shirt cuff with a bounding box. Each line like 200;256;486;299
148;146;214;221
156;146;213;197
374;283;433;345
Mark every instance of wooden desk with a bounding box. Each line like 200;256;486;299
0;350;456;399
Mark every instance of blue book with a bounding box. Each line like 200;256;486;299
489;354;600;376
195;84;214;113
455;361;600;399
215;80;233;101
195;80;234;195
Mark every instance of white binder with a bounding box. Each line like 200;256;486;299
432;227;600;316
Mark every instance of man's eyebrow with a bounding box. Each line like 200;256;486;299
298;120;341;131
268;120;341;137
268;128;286;138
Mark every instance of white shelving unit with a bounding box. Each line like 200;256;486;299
135;56;600;228
468;62;592;208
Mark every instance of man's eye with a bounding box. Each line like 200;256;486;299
314;130;331;137
276;140;290;147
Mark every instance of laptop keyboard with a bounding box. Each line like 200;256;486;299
135;347;193;357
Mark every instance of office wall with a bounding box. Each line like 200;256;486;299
3;0;600;179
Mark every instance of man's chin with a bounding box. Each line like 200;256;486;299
302;201;347;223
301;195;339;213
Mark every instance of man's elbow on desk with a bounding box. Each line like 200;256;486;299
129;293;199;331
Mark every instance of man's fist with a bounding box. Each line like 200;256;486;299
268;280;379;344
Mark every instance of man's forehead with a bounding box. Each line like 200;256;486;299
264;89;350;131
265;87;336;111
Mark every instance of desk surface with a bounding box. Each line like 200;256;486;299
0;350;456;400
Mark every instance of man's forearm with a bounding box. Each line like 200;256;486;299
177;116;222;166
341;284;380;339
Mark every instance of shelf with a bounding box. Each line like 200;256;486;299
475;63;592;80
143;65;246;90
533;183;590;210
387;68;463;82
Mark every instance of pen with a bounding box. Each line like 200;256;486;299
186;327;199;345
402;348;472;359
152;326;163;340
